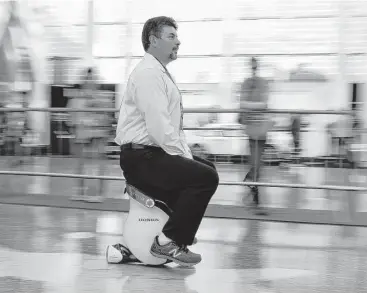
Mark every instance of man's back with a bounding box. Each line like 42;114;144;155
115;60;152;145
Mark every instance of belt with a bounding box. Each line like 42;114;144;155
120;143;159;151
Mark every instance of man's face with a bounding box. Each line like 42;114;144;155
155;26;181;61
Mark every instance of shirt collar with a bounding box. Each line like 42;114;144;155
143;53;166;73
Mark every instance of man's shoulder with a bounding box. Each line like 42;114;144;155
131;62;163;81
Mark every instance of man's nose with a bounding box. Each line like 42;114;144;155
176;39;181;46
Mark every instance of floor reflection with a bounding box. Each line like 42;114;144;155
0;204;366;292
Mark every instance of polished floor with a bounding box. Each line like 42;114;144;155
1;204;367;293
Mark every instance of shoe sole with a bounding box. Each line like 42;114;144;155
106;245;114;264
106;245;129;264
150;249;201;267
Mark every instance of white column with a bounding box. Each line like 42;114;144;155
116;0;133;112
360;10;367;167
0;2;11;44
218;0;236;123
16;1;50;145
86;0;94;67
337;0;349;108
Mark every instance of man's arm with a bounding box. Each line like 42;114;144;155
134;69;190;158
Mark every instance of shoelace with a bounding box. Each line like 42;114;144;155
179;245;189;253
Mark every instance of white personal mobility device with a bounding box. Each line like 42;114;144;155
106;183;173;265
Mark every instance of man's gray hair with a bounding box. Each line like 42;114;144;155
141;16;178;51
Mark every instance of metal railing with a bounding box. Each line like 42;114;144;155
0;170;365;192
0;107;355;115
0;106;364;224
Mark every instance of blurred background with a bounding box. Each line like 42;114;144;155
1;2;367;291
0;0;366;220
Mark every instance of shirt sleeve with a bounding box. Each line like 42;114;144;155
133;69;189;157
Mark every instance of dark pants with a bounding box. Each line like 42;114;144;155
244;139;266;204
120;147;219;246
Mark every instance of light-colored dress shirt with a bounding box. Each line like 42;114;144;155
115;53;193;159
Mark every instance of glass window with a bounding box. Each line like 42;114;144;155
45;26;86;58
131;24;145;56
344;0;367;16
275;18;338;55
231;18;338;55
234;0;279;19
94;0;127;23
94;58;125;84
345;17;367;54
168;57;222;83
44;0;88;25
346;55;367;77
176;21;224;56
131;0;225;22
93;25;126;57
274;0;337;18
231;19;279;55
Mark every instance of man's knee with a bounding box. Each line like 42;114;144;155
209;161;217;171
194;156;216;171
205;167;219;192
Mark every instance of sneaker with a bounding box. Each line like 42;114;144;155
150;236;201;267
242;185;257;206
250;188;269;215
106;243;141;264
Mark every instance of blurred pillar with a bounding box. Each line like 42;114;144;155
0;2;13;87
16;1;50;145
337;0;348;108
116;0;133;114
86;0;94;67
0;1;11;44
218;0;236;123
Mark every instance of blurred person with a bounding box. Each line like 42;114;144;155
238;57;271;215
326;108;353;157
4;91;30;165
69;67;107;203
290;114;301;156
0;89;7;154
113;16;219;266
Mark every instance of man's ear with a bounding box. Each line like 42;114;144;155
149;35;157;48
